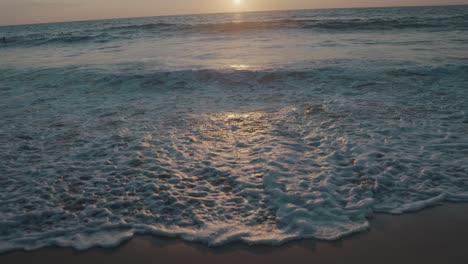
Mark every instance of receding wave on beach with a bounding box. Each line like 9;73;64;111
0;5;467;253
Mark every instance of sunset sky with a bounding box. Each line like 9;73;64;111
1;0;467;25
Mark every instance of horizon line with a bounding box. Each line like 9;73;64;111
0;3;466;27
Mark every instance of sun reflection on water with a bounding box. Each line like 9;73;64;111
229;64;254;71
191;111;272;160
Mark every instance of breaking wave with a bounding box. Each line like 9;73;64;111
1;10;467;48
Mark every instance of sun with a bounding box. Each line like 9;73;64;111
233;0;241;4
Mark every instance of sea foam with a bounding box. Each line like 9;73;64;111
0;5;468;253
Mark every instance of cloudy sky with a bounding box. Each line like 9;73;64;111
0;0;467;25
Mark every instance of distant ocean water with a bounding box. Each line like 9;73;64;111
0;5;467;252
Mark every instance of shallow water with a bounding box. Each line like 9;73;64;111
0;5;467;252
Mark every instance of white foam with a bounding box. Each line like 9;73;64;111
1;8;467;251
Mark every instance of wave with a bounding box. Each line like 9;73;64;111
212;15;465;31
1;13;466;48
1;6;468;252
107;22;184;31
104;14;468;33
1;62;467;92
1;32;117;48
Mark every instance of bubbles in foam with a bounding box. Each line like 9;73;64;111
1;6;468;251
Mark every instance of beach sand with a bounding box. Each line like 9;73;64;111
2;203;468;264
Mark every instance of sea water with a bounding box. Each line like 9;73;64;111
0;5;467;252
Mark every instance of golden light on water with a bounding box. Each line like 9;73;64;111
186;111;271;163
229;64;252;70
194;111;271;143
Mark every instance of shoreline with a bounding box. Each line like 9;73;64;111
2;203;468;264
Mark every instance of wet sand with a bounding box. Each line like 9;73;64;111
2;203;468;264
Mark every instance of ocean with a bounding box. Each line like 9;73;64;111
0;5;467;252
